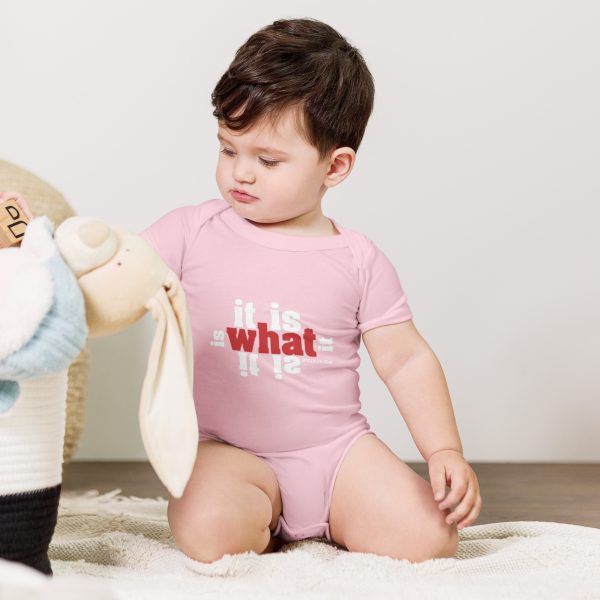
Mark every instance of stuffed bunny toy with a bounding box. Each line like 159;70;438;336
0;214;198;575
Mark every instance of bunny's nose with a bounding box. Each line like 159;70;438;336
79;221;111;248
54;216;119;277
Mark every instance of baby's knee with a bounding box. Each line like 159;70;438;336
385;512;459;563
167;494;270;564
414;506;459;561
431;521;459;559
168;497;227;562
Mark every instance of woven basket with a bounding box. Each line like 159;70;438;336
0;158;89;463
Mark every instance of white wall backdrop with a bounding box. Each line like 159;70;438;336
1;0;598;461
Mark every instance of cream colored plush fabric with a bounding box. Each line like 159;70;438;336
2;489;599;599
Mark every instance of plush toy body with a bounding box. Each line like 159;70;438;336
0;214;198;576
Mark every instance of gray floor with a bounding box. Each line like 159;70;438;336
62;461;600;528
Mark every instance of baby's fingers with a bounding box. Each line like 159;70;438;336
444;479;472;523
437;473;468;511
456;493;482;530
429;464;448;501
446;481;479;526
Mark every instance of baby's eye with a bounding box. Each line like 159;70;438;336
219;147;280;168
259;157;280;168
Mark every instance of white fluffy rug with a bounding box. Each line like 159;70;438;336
1;488;599;599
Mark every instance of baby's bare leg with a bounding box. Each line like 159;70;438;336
328;433;458;562
168;439;283;563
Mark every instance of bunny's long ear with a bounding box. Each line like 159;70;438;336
162;270;194;388
140;272;198;498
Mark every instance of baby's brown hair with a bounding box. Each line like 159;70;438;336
211;17;375;162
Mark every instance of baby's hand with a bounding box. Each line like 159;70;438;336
427;449;482;530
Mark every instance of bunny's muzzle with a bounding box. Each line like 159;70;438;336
54;217;119;277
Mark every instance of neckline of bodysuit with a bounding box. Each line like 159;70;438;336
219;200;349;251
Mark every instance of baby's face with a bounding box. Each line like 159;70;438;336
215;107;334;224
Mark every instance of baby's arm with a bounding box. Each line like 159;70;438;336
362;319;462;461
363;320;482;530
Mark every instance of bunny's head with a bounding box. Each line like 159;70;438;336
54;218;168;336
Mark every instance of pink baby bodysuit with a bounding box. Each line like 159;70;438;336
140;197;413;454
140;197;414;543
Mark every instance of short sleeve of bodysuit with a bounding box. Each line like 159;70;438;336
356;238;413;335
138;198;413;453
139;205;195;279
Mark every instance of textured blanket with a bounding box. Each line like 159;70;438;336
0;488;599;599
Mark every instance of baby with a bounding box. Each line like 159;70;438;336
140;17;481;564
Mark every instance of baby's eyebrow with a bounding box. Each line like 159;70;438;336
217;132;290;157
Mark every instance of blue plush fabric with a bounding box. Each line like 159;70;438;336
0;382;20;413
0;217;88;413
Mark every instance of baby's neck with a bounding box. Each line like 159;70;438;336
246;216;340;237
